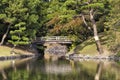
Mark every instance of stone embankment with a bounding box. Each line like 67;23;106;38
66;54;120;61
44;43;68;60
0;54;35;61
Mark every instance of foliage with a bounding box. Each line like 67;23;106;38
8;22;29;45
105;0;120;51
0;0;46;46
105;0;120;29
45;0;92;43
0;0;118;53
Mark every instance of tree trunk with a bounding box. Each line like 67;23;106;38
0;24;11;46
10;45;16;54
81;14;92;31
90;9;103;54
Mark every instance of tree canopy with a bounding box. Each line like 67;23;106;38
0;0;119;53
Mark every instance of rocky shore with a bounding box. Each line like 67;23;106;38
66;54;120;61
0;54;36;61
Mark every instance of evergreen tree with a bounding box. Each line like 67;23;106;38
0;0;45;50
78;0;110;54
45;0;88;43
105;0;120;50
105;0;120;30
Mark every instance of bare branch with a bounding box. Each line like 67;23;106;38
81;13;92;31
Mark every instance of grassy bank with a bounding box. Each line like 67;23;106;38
0;46;34;56
71;31;119;55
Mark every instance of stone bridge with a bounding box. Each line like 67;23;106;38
32;36;72;44
32;36;72;60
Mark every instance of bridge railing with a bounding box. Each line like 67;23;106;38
35;36;71;42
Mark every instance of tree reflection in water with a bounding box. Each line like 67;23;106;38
0;69;7;80
0;58;120;80
95;61;103;80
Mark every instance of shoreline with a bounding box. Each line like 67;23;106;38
0;45;39;60
0;54;36;61
66;53;120;61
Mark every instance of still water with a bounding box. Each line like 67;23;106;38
0;57;120;80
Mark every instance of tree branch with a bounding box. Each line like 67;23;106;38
81;13;92;31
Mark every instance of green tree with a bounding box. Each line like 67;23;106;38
0;0;111;54
0;0;27;46
45;0;110;50
0;0;16;45
79;0;110;54
45;0;90;43
105;0;120;51
105;0;120;28
0;0;45;49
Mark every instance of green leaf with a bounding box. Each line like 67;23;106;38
11;35;20;40
15;22;26;27
81;3;104;10
0;14;6;19
29;14;39;23
22;37;29;41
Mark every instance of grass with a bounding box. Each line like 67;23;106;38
0;46;33;56
73;37;98;55
73;32;114;55
79;43;98;55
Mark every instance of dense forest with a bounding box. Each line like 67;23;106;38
0;0;120;54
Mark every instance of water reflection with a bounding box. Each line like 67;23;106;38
44;61;72;74
95;62;103;80
0;69;7;80
0;57;120;80
0;57;33;80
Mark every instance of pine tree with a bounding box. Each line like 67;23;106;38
0;0;44;47
79;0;110;54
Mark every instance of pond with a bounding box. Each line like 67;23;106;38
0;57;120;80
